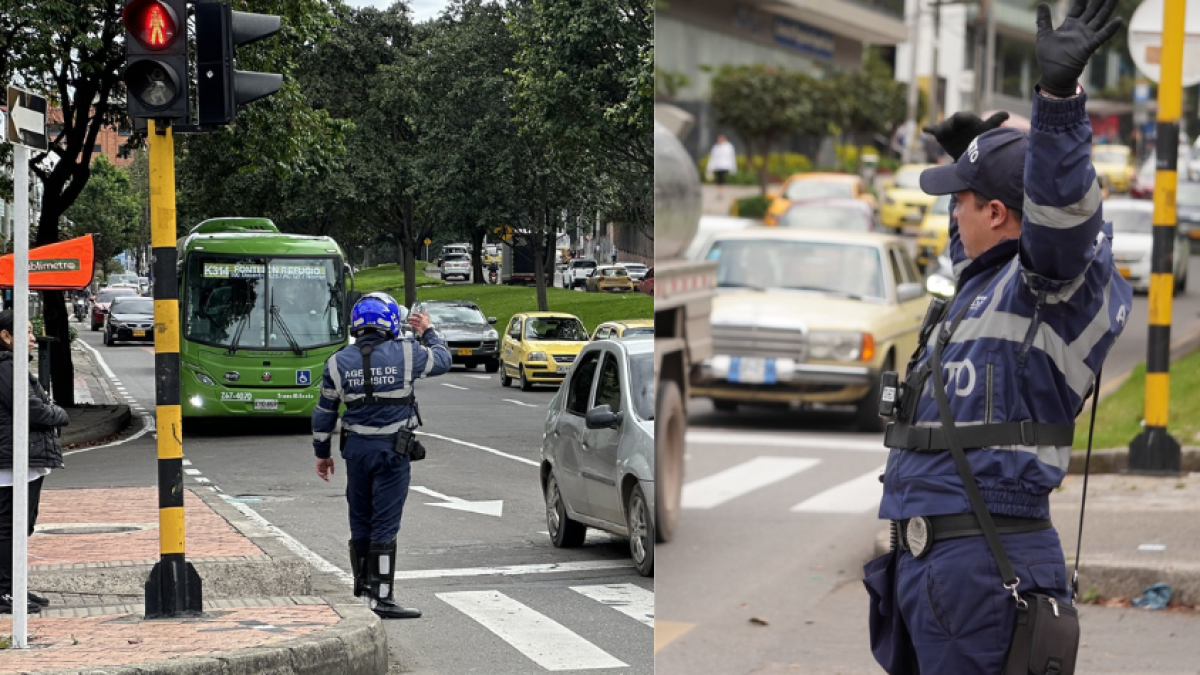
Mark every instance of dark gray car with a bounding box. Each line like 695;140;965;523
104;296;155;346
413;300;500;372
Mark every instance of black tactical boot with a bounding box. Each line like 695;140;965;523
0;593;41;614
366;540;421;619
349;539;370;598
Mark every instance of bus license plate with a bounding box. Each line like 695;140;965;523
132;330;146;337
457;348;473;356
254;400;278;411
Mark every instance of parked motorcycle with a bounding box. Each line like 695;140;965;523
73;297;87;322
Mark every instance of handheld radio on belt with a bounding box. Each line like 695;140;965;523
341;341;426;461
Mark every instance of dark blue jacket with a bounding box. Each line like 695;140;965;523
312;330;451;458
880;92;1133;521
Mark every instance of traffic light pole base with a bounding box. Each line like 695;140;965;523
1128;428;1183;475
145;556;204;618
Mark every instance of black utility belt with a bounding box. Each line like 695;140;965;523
339;426;426;462
884;421;1074;451
894;514;1052;558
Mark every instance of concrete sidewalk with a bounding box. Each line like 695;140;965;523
0;338;388;674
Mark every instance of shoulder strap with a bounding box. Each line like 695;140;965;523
1071;369;1101;604
358;343;376;404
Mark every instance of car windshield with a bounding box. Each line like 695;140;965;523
624;327;654;337
111;298;153;315
630;353;654;421
931;194;951;215
427;305;487;325
893;167;924;189
573;261;597;269
109;274;138;285
1176;183;1200;207
445;255;469;263
708;239;887;300
184;256;346;351
600;268;629;277
1108;208;1153;234
97;289;136;304
622;264;646;271
1093;150;1127;165
778;205;870;231
526;317;588;341
784;180;854;201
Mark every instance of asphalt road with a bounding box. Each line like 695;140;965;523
63;325;653;675
655;255;1200;674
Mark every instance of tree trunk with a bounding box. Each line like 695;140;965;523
43;295;73;407
363;246;374;268
471;229;485;284
402;200;418;309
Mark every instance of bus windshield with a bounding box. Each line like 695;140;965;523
184;256;345;351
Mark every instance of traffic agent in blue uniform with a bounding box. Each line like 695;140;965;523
313;292;451;619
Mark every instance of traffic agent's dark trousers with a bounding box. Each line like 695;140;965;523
867;526;1069;674
343;442;411;543
0;476;44;595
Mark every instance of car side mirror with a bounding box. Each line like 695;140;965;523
585;405;623;430
488;317;497;324
896;282;925;303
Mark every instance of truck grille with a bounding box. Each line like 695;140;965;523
712;324;807;361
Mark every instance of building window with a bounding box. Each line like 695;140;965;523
92;145;103;154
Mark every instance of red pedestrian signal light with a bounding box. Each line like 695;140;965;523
123;0;179;50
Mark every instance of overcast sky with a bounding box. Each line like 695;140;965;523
342;0;452;23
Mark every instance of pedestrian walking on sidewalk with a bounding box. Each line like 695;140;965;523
0;309;68;614
865;0;1132;672
705;134;737;197
312;292;451;619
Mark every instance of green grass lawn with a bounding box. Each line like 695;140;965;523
1074;349;1200;449
353;262;444;291
357;275;652;335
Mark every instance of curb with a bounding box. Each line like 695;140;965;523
35;602;388;675
870;530;1200;605
1067;447;1200;474
60;404;133;446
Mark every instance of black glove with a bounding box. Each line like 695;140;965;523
923;111;1010;161
1035;0;1124;98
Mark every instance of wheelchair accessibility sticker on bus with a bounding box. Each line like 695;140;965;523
297;370;312;386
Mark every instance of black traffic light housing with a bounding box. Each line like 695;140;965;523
122;0;189;120
196;3;283;127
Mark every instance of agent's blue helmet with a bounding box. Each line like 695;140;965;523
350;292;407;339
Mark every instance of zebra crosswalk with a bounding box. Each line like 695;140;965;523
436;582;653;672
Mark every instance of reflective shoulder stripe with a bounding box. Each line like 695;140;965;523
327;353;344;398
403;339;414;384
1022;178;1101;230
422;345;436;376
345;421;404;435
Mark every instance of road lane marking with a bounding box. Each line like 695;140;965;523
682;457;819;509
411;485;503;517
503;398;539;408
465;375;492;380
441;383;468;390
416;431;540;467
791;465;886;513
686;430;886;453
437;590;628;671
395;559;633;580
184;468;201;475
571;583;654;627
654;620;695;652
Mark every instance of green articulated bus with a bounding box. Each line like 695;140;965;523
178;217;356;418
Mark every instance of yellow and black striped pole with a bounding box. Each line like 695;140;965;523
144;119;203;617
1129;0;1185;474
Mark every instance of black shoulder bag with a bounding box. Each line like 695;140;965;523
928;296;1100;675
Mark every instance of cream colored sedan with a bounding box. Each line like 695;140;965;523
692;228;931;431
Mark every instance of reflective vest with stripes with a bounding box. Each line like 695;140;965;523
879;92;1133;521
312;330;452;458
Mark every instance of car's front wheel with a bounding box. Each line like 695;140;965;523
103;329;111;346
626;484;654;577
519;365;534;392
485;359;500;374
656;380;684;544
91;321;100;332
545;472;586;548
500;363;513;387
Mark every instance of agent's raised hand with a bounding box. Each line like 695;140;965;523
1035;0;1124;98
923;111;1010;161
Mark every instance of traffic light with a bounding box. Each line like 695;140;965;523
195;3;283;127
122;0;189;120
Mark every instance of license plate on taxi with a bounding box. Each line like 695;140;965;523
556;365;569;374
728;357;776;385
1117;266;1132;279
254;400;278;411
457;348;473;356
132;330;146;337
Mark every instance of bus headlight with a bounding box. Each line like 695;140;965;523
189;395;203;408
194;372;216;386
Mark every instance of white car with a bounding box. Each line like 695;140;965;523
1107;199;1189;293
563;258;598;289
618;262;648;283
442;254;471;281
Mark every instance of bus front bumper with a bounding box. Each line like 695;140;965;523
183;385;321;417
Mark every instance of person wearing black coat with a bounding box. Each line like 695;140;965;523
0;309;69;613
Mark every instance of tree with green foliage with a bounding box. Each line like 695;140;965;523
63;155;140;276
831;48;908;171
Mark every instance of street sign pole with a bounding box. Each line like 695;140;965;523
143;119;203;617
1129;0;1186;474
11;141;31;648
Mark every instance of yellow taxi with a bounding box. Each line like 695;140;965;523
691;227;931;432
1091;144;1132;193
915;193;951;270
879;163;936;229
590;319;654;341
585;265;635;293
499;312;590;391
764;173;876;226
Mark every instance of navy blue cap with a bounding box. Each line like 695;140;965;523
919;126;1028;211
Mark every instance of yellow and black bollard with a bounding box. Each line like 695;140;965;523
1129;0;1185;474
144;118;203;617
